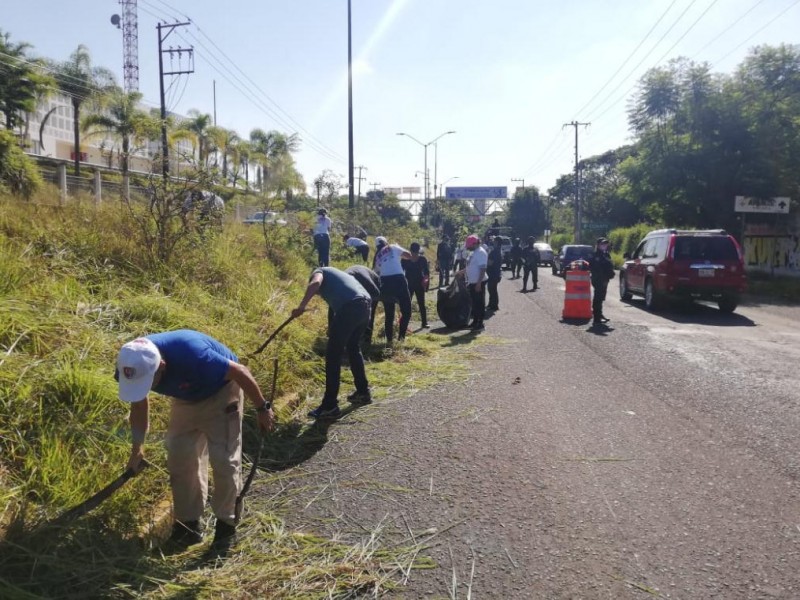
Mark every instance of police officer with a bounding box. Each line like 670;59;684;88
436;235;454;288
520;236;541;292
589;237;615;326
509;238;523;279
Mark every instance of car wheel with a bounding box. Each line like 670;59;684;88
718;295;738;314
619;273;632;301
644;279;662;311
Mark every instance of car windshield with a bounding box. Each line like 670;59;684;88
674;236;738;261
565;246;593;259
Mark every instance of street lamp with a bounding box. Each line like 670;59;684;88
396;130;456;201
439;176;459;198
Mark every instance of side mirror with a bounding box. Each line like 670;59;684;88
623;252;631;260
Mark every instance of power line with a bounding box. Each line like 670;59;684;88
584;0;701;122
573;0;679;119
691;0;767;59
139;0;347;164
711;0;800;66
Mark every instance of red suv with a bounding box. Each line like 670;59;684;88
619;229;747;313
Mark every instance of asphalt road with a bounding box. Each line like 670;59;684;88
264;268;800;599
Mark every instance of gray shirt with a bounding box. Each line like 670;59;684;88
313;267;370;312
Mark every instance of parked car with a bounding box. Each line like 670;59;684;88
552;245;594;277
534;242;554;266
618;228;746;313
243;211;287;226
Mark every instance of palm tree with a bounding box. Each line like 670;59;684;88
206;126;239;183
82;89;159;197
0;30;53;132
51;45;115;175
249;128;301;191
176;109;213;166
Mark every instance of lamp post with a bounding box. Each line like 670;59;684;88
439;176;459;198
511;177;525;196
396;130;455;202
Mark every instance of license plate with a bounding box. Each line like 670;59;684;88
698;268;715;278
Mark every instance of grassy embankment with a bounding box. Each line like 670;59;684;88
0;188;476;598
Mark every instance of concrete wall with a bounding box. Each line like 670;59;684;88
743;214;800;277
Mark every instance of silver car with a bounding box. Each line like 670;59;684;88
534;242;554;266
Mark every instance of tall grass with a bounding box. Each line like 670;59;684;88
0;192;473;598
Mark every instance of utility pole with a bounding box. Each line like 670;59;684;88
355;165;367;206
157;21;193;178
563;120;590;243
511;177;525;196
370;182;381;191
347;0;355;209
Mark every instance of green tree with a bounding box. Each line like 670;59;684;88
0;31;53;132
0;129;42;198
81;89;159;182
51;45;116;176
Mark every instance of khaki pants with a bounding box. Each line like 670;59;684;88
165;382;243;526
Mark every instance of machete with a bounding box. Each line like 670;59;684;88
52;458;150;525
250;315;297;356
235;357;279;524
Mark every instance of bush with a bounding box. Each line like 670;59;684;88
0;130;43;199
608;223;656;257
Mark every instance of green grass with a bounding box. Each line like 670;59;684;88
0;192;479;598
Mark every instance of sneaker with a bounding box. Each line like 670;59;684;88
470;321;485;330
167;520;204;548
600;316;610;323
209;519;237;557
347;389;373;405
308;405;341;419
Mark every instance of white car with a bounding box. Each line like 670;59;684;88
243;211;287;226
534;242;554;266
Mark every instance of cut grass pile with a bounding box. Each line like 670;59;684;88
0;193;476;598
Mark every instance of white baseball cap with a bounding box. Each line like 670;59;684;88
375;236;387;247
117;338;162;403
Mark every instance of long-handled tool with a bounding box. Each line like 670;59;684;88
51;458;150;526
234;357;279;524
251;315;297;356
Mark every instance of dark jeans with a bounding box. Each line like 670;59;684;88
321;298;371;408
409;283;427;325
377;274;412;342
357;245;369;262
522;265;538;289
592;280;608;320
487;276;500;309
511;258;522;278
314;233;330;267
437;260;451;287
469;281;486;325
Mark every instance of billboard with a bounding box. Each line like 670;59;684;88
383;187;402;195
446;186;507;199
401;187;421;194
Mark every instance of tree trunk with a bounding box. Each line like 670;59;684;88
72;97;82;176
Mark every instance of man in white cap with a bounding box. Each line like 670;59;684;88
372;236;412;343
116;330;275;555
458;234;488;330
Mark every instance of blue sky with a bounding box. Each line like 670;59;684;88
3;0;798;196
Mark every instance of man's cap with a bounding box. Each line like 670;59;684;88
410;242;421;252
527;236;535;243
117;338;161;403
318;208;327;215
375;235;388;247
596;237;609;244
465;234;480;247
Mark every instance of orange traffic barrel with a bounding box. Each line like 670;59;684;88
562;262;592;319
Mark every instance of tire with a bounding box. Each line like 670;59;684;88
718;295;738;314
644;279;662;311
619;273;632;301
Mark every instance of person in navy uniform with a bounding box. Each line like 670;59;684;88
589;237;615;326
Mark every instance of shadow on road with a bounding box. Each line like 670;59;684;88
622;298;756;327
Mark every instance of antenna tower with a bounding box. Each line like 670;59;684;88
120;0;139;92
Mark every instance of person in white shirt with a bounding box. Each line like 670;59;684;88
343;234;369;262
313;208;333;266
454;242;470;272
371;236;412;343
458;234;488;330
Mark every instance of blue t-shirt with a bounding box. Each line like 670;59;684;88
148;330;237;402
487;247;503;279
313;267;369;312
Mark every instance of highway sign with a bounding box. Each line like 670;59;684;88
446;186;507;199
